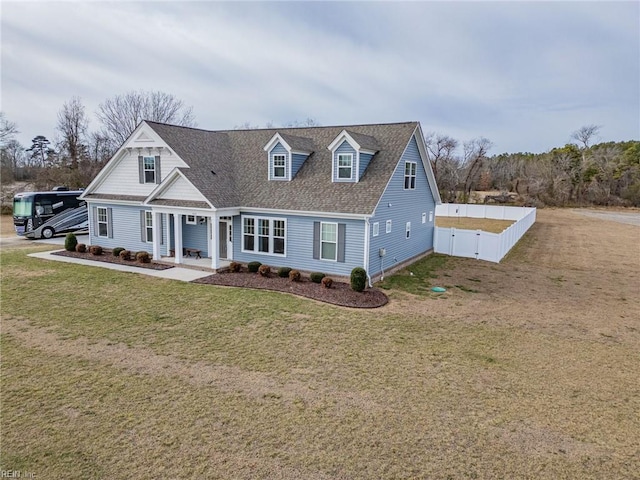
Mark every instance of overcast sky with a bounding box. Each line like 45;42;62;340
2;1;638;155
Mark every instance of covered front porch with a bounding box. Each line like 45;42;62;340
149;208;238;271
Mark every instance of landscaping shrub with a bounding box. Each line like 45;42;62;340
64;233;78;252
277;266;292;278
289;270;301;282
229;261;241;272
89;245;103;256
321;277;333;289
310;272;325;283
136;251;151;263
350;267;367;292
75;243;86;253
112;247;125;257
119;249;131;261
248;261;262;273
258;264;271;277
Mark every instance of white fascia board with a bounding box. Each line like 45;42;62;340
143;169;215;209
327;130;361;152
148;206;216;216
240;206;370;220
263;133;291;153
413;124;442;204
291;149;312;155
83;198;145;206
360;148;377;155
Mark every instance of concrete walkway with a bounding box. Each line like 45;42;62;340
28;250;214;282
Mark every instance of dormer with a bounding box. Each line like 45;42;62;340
327;130;379;183
263;132;314;181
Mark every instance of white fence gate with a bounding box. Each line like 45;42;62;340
434;204;536;263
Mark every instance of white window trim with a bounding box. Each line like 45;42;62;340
404;161;417;190
337;153;353;180
406;221;411;239
97;207;109;238
272;153;287;179
320;221;338;262
429;211;434;222
422;212;427;224
372;222;379;237
143;156;156;184
241;215;287;257
386;219;392;234
186;214;197;225
145;211;153;243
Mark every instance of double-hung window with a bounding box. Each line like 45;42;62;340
97;207;109;237
337;154;352;179
143;156;156;183
404;161;417;189
320;222;338;261
242;216;286;256
145;211;153;243
273;154;286;179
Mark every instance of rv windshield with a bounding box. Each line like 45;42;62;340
13;197;33;217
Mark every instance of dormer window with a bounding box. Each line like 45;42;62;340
273;154;286;178
338;154;353;179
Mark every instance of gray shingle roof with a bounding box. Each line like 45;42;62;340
145;121;419;215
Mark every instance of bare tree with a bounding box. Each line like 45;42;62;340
96;91;196;147
571;124;601;149
283;117;321;128
461;137;492;201
0;112;19;148
424;133;458;184
56;96;88;170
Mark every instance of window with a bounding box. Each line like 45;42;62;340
273;154;286;178
429;211;433;222
372;222;379;237
143;156;156;183
404;161;416;189
386;219;392;234
320;222;337;261
422;212;427;224
337;154;352;179
186;215;196;225
97;207;109;237
145;211;153;243
406;222;411;239
242;216;286;256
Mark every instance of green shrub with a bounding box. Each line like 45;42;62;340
75;243;86;253
258;264;271;277
321;277;333;289
64;233;78;252
136;251;151;263
112;247;125;257
277;266;292;278
89;245;103;256
289;270;301;282
350;267;367;292
310;272;325;283
229;261;241;272
119;249;131;261
248;261;262;273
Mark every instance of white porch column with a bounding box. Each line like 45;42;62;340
211;213;219;269
174;213;183;264
165;214;171;256
152;212;162;260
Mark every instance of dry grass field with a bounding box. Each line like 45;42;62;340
0;214;15;237
1;209;639;479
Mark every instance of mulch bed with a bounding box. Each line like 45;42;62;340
193;269;388;308
52;249;174;271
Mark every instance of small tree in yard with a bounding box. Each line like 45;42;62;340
64;233;77;251
350;267;367;292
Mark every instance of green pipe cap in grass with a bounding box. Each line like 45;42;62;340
431;286;447;293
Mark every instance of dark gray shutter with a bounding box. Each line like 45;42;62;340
140;210;146;242
155;155;161;184
313;221;320;259
159;214;164;245
107;208;113;238
92;206;98;236
138;156;144;183
337;223;346;263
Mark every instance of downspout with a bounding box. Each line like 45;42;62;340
363;217;372;287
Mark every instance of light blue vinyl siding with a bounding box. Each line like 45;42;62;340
269;143;289;180
182;217;209;257
333;141;356;182
368;135;436;277
291;153;307;178
89;203;153;253
359;152;374;179
232;212;365;277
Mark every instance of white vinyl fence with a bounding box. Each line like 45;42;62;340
434;204;536;263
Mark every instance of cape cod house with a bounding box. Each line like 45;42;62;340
80;121;441;283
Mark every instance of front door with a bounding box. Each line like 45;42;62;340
219;220;232;260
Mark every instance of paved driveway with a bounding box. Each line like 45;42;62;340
573;209;640;226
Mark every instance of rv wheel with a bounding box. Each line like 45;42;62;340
42;227;55;239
